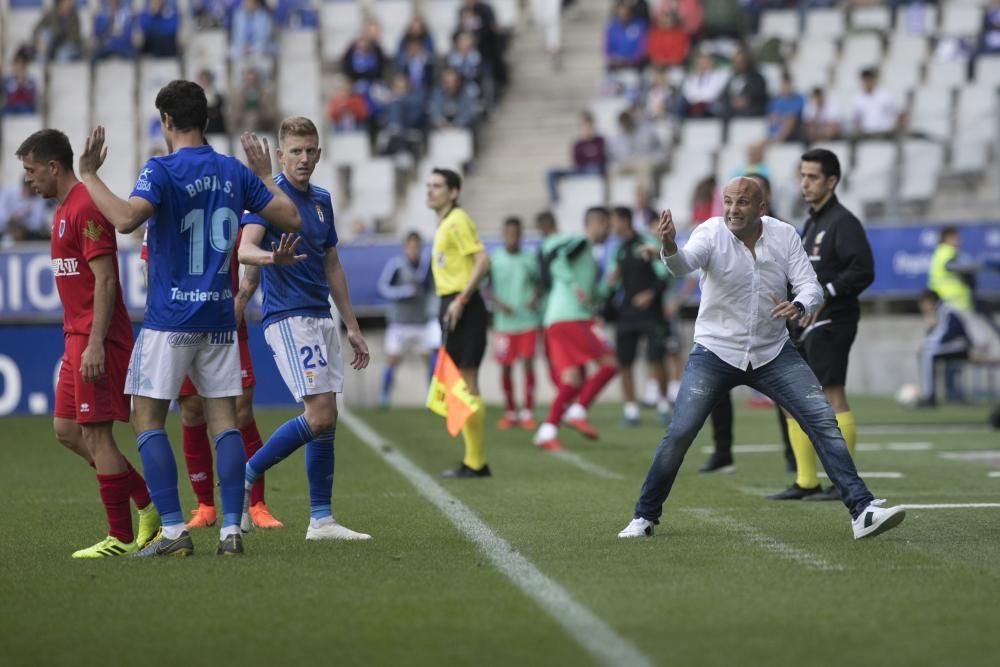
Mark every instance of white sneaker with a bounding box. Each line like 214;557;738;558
564;403;587;422
306;518;372;541
852;500;906;540
617;517;655;539
532;422;558;446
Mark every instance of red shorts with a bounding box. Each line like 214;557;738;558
54;334;132;423
544;320;612;377
178;334;255;398
493;329;538;365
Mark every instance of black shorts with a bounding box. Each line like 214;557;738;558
800;319;858;386
615;320;670;367
439;291;488;369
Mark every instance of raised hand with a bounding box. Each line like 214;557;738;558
241;132;273;180
79;126;108;177
657;209;677;256
270;233;307;266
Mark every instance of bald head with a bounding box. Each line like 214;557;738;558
723;176;764;206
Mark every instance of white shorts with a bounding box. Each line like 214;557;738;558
264;315;345;402
126;328;241;399
385;320;441;357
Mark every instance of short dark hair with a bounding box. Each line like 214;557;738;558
432;167;462;192
535;210;556;231
860;67;878;79
503;216;522;229
611;206;633;226
16;128;74;171
919;289;941;303
939;225;959;243
155;80;209;133
745;172;771;196
404;230;422;244
801;148;841;181
585;205;610;219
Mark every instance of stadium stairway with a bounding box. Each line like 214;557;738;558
459;0;607;235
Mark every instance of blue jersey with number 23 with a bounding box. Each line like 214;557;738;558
131;145;273;332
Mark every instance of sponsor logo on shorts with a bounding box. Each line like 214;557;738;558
168;332;206;347
210;331;235;346
80;403;90;413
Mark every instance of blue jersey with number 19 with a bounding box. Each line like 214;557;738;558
131;145;273;332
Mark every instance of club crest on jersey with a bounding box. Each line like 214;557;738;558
58;218;66;238
315;205;324;222
83;219;104;241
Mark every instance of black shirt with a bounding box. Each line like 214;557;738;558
614;233;668;323
801;195;875;323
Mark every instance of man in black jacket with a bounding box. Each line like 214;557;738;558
769;148;875;501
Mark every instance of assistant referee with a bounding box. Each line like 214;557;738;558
769;149;875;501
427;168;492;478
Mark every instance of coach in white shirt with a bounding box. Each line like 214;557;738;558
618;178;906;541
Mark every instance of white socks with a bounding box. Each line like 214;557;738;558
162;523;185;540
564;403;587;421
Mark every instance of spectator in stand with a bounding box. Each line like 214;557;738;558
456;0;505;89
721;46;768;118
229;0;275;63
189;0;235;30
655;0;703;37
701;0;746;39
605;0;649;71
230;66;277;133
0;181;50;244
546;111;607;203
92;0;140;60
631;183;659;232
680;51;727;118
2;54;39;115
326;75;370;133
852;67;904;139
139;0;180;58
644;68;676;121
342;29;388;89
197;69;228;136
530;0;563;68
378;73;427;168
609;110;662;193
33;0;84;63
647;9;689;70
764;72;805;142
396;36;435;94
803;86;842;142
447;31;491;104
397;15;436;60
429;67;479;131
690;175;720;226
273;0;319;29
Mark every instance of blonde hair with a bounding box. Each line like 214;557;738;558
278;116;319;144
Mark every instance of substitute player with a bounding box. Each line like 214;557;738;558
18;128;160;557
427;168;492;478
239;116;372;541
533;209;618;451
768;149;874;501
78;80;301;556
487;216;541;430
376;231;439;409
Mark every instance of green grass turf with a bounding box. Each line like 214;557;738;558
1;396;998;667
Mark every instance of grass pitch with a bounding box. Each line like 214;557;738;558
2;397;998;667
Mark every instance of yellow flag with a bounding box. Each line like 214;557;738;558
426;347;479;436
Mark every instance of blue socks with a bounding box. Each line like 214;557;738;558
214;428;246;530
246;415;312;488
305;429;336;520
136;429;183;528
380;367;394;405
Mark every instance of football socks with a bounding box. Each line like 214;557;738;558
836;411;857;459
246;415;313;486
136;428;184;530
214;428;246;530
182;422;215;507
787;418;819;489
306;429;336;520
461;396;486;471
240;421;266;506
97;470;134;544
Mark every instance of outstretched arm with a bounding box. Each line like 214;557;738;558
237;223;307;266
78;126;154;234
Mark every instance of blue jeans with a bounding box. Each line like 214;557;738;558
634;343;875;521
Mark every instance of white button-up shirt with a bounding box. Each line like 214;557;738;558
663;216;824;370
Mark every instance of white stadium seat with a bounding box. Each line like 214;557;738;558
852;141;897;205
894;3;938;38
949;129;990;175
796;39;837;67
424;0;462;56
880;61;921;98
370;0;415;53
925;59;969;89
351;158;397;220
886;33;929;65
278;59;322;119
851;5;891;31
48;62;91;144
715;144;748;183
840;34;883;70
2;9;41;63
909;86;953;140
1;114;43;187
790;62;831;92
759;9;799;42
492;0;520;30
608;174;638;207
811;141;852;168
320;1;364;63
139;58;182;118
590;97;631;138
764;142;806;185
900;139;944;203
428;128;475;168
679;118;724;151
974;54;1000;87
327;131;372;167
279;29;319;63
555;174;604;232
957;85;999;140
804;8;847;39
941;4;985;37
726;118;768;148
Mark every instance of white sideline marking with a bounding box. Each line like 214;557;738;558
549;450;625;480
899;503;1000;510
339;409;654;667
988;472;1000;478
685;509;844;572
860;425;988;435
700;442;934;455
820;472;905;479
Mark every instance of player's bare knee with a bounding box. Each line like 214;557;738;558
561;368;583;387
53;418;80;449
79;423;117;455
178;396;205;427
304;393;338;434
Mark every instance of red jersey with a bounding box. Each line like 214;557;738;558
50;183;132;347
140;227;249;339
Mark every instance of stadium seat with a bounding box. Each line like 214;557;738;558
715;144;748;183
608;174;638;207
47;62;91;144
759;9;800;42
852;141;897;205
185;30;228;84
277;59;322;119
804;8;847;39
2;8;41;63
900;139;944;203
760;63;784;97
279;28;319;63
428;128;475;168
880;61;922;98
957;85;999;141
399;181;442;240
850;5;891;31
94;60;137;127
1;113;43;187
311;155;341;203
679;118;723;151
657;172;699;228
763;142;806;185
555;174;604;232
949;128;990;175
666;147;714;184
327;131;372;167
423;0;462;56
974;55;1000;87
492;0;520;31
590;97;631;139
320;0;364;63
789;62;830;92
894;3;938;38
885;33;929;65
370;0;415;53
942;4;985;37
139;58;182;118
909;86;953;141
840;34;883;71
925;59;970;89
811;141;852;168
796;39;838;67
351;158;397;219
726;118;768;148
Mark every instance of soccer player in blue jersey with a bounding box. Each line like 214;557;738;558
238;116;373;541
77;80;301;556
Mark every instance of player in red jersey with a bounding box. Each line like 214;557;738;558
18;129;160;557
140;230;282;529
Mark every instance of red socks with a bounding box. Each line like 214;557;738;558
546;382;581;426
182;423;215;507
578;365;617;408
121;457;151;509
524;367;535;412
241;421;265;507
501;367;515;412
97;471;134;543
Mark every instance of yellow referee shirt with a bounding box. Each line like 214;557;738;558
432;207;485;296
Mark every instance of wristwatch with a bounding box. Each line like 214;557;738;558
792;301;806;316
